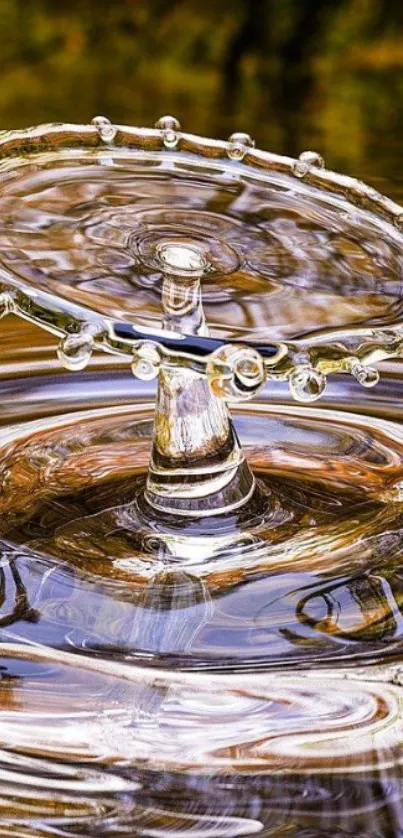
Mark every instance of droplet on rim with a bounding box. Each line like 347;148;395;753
351;362;380;388
91;115;117;144
227;132;255;161
293;151;324;178
289;366;326;402
299;150;325;169
234;349;265;395
57;333;93;371
155;115;181;149
207;344;265;402
131;341;161;381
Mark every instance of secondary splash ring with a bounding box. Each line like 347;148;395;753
0;115;402;403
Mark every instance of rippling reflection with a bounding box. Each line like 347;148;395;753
0;643;403;836
1;146;403;835
0;373;402;834
0;401;402;666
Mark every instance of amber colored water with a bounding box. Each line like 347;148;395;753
0;135;401;838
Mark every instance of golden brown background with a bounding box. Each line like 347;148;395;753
0;0;402;371
0;0;402;183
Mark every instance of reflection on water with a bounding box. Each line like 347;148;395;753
0;137;403;834
2;402;403;664
1;372;403;835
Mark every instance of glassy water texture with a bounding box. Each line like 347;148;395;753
1;148;402;342
1;140;403;836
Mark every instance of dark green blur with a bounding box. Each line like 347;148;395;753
0;0;402;182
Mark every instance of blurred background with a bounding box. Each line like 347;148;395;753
0;0;402;383
0;0;402;186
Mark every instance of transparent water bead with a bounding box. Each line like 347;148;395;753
289;365;326;402
157;242;208;276
351;361;380;388
155;115;181;149
293;150;325;178
227;132;255;161
131;341;162;381
207;344;265;402
91;115;117;143
57;332;94;371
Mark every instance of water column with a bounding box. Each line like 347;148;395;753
145;242;256;517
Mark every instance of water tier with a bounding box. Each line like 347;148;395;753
0;127;403;835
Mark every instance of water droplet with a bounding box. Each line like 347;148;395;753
299;150;325;169
155;115;181;149
207;345;264;402
289;366;326;402
155;115;181;132
227;133;255;161
0;291;12;318
293;160;309;178
131;341;161;381
351;362;380;388
57;333;93;371
293;151;324;178
234;349;265;395
91;116;117;143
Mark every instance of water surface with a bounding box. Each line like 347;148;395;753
0;143;403;836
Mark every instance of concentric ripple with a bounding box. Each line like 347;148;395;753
1;370;403;835
0;642;402;836
1;397;403;673
0;149;402;341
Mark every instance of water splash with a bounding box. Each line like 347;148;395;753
0;120;402;835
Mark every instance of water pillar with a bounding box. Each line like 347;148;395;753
145;243;255;517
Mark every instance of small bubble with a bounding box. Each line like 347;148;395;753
131;341;161;381
289;366;326;402
299;150;325;169
227;132;255;161
155;115;181;149
163;129;178;149
351;362;379;388
293;151;324;178
293;160;308;178
57;333;93;371
91;115;117;143
207;345;264;402
234;349;265;394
